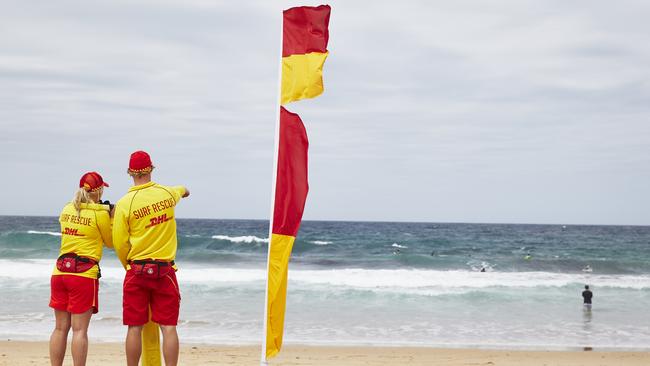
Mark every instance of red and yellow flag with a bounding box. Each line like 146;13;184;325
264;4;330;360
265;107;309;358
281;5;331;105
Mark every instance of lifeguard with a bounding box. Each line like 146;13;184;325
113;150;189;366
49;171;113;366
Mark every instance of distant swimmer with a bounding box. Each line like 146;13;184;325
582;285;593;310
393;248;401;255
480;267;486;272
582;265;593;273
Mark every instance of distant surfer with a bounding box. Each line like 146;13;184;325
480;267;486;272
582;285;593;310
524;254;532;261
582;264;593;273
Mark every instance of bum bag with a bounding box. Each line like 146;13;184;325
129;260;175;279
56;253;101;279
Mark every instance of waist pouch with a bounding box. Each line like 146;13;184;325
129;260;175;279
56;253;101;278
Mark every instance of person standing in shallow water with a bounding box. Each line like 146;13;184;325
582;285;593;310
113;150;189;366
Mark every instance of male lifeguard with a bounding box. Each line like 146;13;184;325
113;151;189;366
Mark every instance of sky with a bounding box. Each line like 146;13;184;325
1;0;649;225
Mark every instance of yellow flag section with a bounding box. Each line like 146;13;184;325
281;52;329;105
265;233;296;355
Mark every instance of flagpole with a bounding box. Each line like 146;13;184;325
261;10;284;366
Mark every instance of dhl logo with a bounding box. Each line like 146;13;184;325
62;227;84;237
145;214;173;229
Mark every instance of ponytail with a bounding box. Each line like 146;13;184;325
72;187;102;216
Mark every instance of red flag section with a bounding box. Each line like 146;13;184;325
272;107;309;237
282;5;331;57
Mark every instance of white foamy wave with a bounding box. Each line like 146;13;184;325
310;240;332;245
1;260;649;292
0;260;267;285
392;243;408;249
288;269;650;291
27;230;61;237
211;235;269;244
176;268;650;292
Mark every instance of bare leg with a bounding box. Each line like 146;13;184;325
160;325;179;366
49;310;71;366
126;325;143;366
70;309;93;366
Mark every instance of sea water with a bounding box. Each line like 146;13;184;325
1;216;649;349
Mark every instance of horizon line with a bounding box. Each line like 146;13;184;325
0;214;648;228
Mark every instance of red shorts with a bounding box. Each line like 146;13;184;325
49;275;99;314
122;269;180;326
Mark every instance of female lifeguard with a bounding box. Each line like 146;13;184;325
49;172;113;366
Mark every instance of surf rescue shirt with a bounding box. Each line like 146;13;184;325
53;202;113;279
112;182;187;269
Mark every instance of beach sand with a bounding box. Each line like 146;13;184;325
0;341;648;365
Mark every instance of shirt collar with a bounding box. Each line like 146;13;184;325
128;181;156;192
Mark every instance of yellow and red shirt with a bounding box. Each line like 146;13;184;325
53;202;113;279
112;181;187;269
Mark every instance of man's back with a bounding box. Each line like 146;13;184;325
582;289;593;304
113;181;187;267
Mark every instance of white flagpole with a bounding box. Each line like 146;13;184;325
261;9;285;366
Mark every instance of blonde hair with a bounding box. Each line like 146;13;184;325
73;187;102;215
127;165;155;178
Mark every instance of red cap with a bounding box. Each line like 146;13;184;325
129;150;153;173
79;172;109;192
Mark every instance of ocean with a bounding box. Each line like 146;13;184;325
1;216;649;350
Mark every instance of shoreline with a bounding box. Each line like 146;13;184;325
4;337;650;353
1;341;649;366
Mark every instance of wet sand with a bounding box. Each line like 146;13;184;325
1;341;649;365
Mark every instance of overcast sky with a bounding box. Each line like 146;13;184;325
1;0;649;225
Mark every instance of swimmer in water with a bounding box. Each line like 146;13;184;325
582;285;593;311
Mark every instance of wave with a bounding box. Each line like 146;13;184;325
392;243;408;249
26;230;61;237
2;260;648;292
211;235;268;244
310;240;332;245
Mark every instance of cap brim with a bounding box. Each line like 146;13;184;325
103;182;109;187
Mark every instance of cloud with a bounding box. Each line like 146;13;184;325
0;0;649;224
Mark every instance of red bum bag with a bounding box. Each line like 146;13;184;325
56;253;100;278
129;260;175;279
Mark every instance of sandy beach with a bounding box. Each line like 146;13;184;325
0;341;648;366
